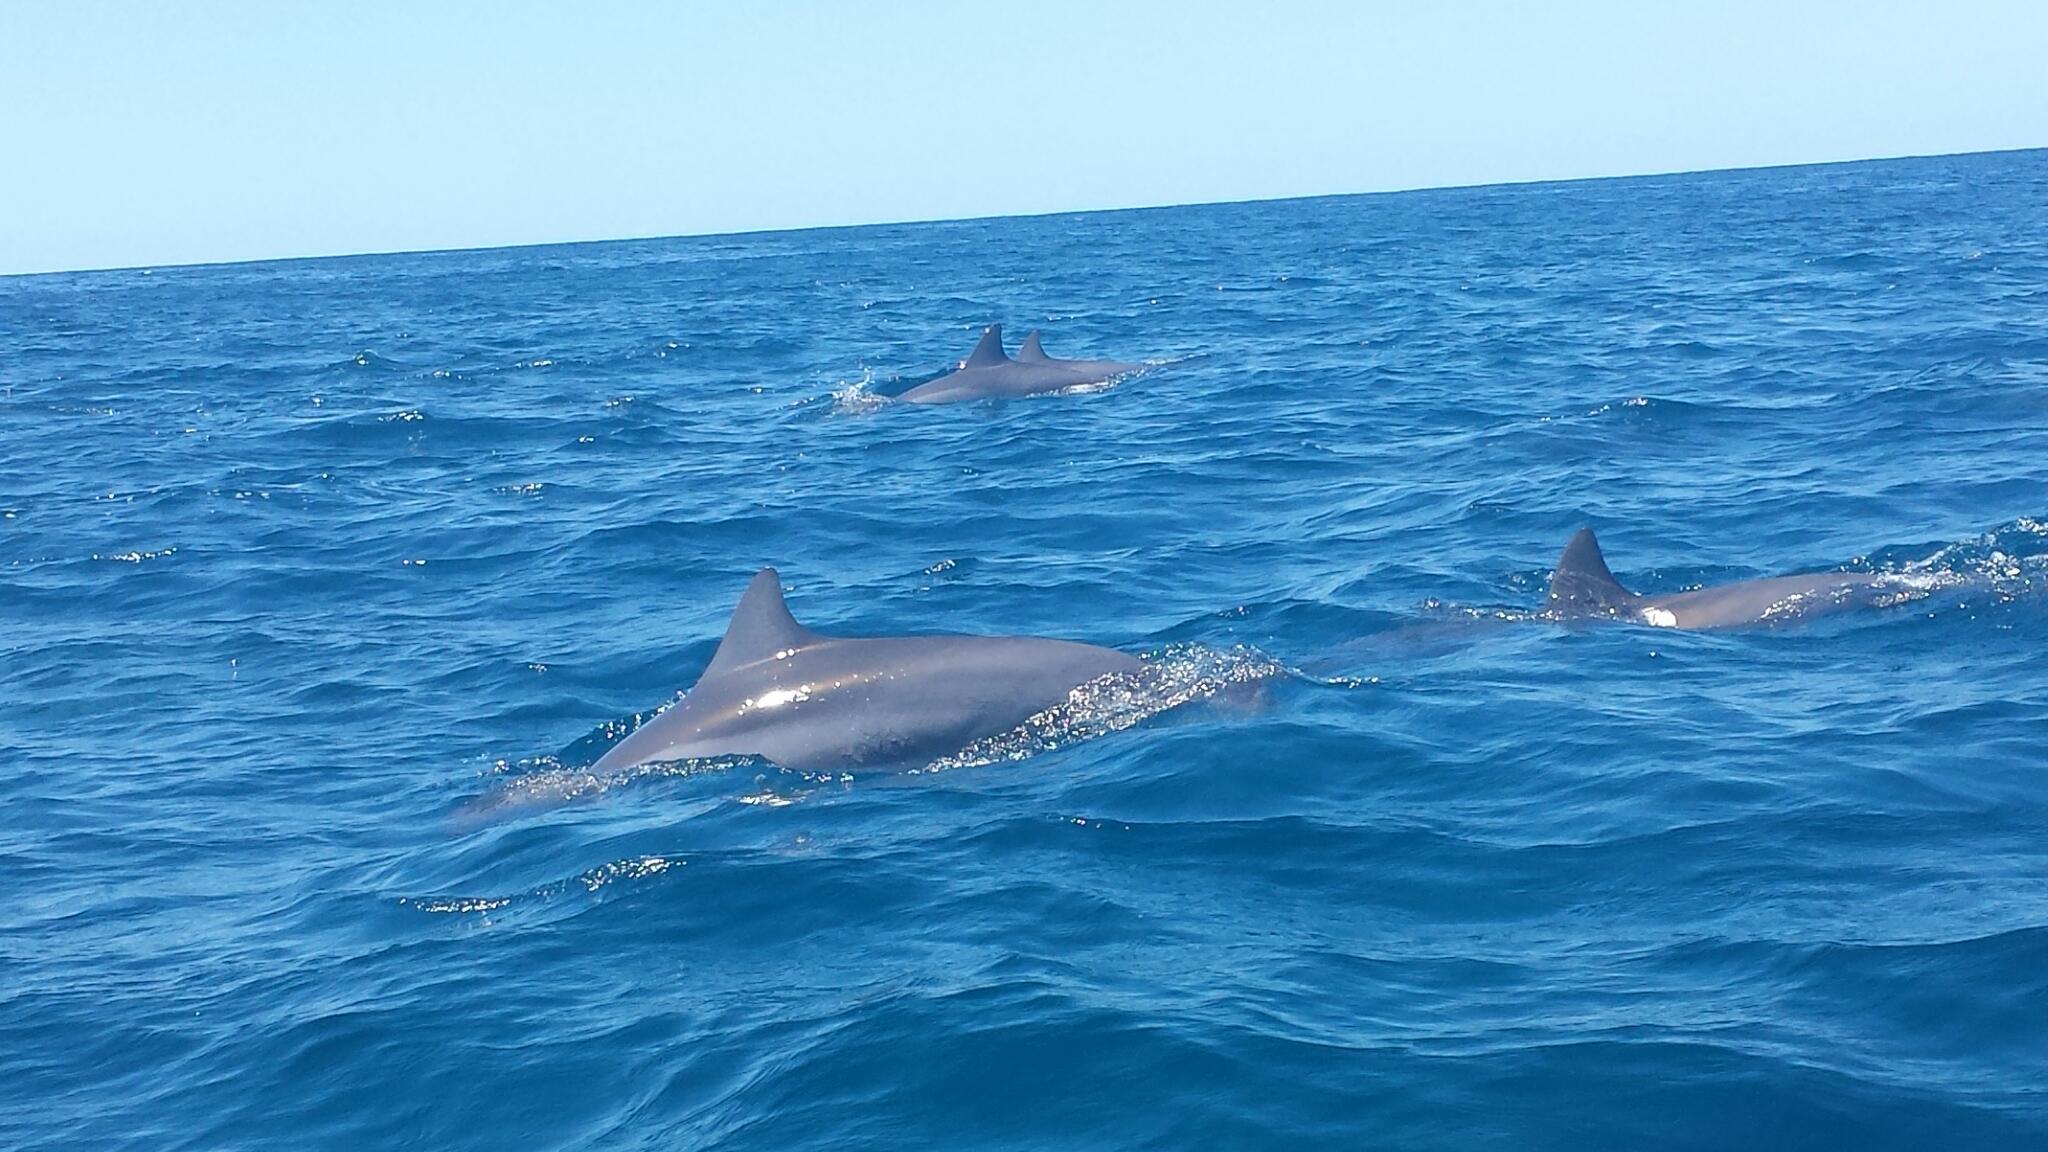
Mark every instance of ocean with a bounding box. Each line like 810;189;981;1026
4;149;2046;1150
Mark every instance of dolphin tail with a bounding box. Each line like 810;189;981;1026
961;324;1009;368
1016;329;1049;362
1547;528;1638;615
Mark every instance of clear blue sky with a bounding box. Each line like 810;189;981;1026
3;1;2044;276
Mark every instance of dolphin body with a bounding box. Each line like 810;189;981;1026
1546;527;1908;630
897;324;1132;405
1015;329;1145;380
591;568;1142;773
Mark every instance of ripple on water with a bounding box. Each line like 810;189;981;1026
5;150;2048;1150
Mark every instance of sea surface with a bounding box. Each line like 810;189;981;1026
5;149;2048;1150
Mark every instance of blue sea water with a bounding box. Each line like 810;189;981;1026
5;149;2048;1150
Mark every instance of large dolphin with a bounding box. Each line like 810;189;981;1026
592;568;1142;773
897;324;1106;405
1015;329;1145;381
1545;527;1921;630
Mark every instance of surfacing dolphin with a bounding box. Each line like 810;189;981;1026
1546;527;1924;630
1015;329;1145;381
592;568;1142;773
898;324;1132;405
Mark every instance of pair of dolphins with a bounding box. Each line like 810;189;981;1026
897;325;1146;404
590;529;1920;777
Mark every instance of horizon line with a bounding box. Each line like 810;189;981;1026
6;144;2041;281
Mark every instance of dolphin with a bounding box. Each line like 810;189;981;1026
1545;527;1921;630
591;568;1143;773
1015;329;1145;381
897;324;1101;405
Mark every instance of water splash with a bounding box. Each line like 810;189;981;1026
399;855;684;918
1896;518;2048;602
830;367;888;413
450;752;755;827
917;643;1290;773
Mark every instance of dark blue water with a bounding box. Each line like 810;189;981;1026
6;149;2048;1150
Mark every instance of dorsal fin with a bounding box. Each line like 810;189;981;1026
961;324;1008;368
1017;329;1049;362
704;568;818;676
1547;528;1638;614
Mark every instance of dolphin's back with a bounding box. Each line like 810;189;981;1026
1640;572;1886;629
1015;328;1143;379
1546;527;1898;630
899;363;1094;405
900;325;1137;404
598;634;1138;772
591;569;1142;774
741;634;1138;769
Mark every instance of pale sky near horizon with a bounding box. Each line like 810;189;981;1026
2;2;2044;277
